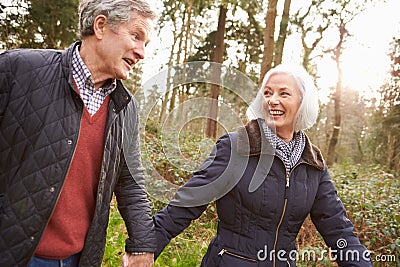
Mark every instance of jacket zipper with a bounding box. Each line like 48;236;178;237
272;155;300;267
95;100;118;200
272;189;288;267
272;156;316;267
218;248;257;262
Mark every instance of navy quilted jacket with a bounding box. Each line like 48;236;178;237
154;119;372;267
0;42;156;266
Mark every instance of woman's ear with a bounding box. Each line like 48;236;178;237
93;15;107;39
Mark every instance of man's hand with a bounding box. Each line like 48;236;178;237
121;252;154;267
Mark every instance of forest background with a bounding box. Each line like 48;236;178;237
1;0;399;266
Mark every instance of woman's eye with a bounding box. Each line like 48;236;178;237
263;90;272;96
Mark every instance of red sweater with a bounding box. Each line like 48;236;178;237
35;97;109;259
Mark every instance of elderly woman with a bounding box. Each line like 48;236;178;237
153;64;372;266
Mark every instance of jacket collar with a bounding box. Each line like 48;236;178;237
62;42;131;113
237;119;325;170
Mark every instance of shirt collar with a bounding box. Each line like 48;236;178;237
71;45;116;93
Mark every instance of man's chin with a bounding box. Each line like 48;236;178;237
117;71;130;81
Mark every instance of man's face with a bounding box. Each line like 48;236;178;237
97;13;153;80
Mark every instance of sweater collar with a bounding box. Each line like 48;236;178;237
237;119;325;170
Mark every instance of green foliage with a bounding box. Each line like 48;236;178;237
103;198;217;267
366;38;400;173
103;199;126;267
296;164;400;266
143;126;194;185
0;1;29;49
154;205;217;267
331;164;400;258
28;0;79;48
0;0;78;49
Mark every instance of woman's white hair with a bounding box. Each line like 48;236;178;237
246;64;319;131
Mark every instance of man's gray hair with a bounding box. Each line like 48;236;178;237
78;0;157;39
246;64;319;131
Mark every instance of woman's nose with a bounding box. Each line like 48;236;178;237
268;94;279;105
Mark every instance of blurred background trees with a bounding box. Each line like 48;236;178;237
0;0;78;49
367;38;400;172
2;0;399;264
1;0;398;176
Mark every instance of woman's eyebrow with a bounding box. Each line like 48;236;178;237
264;85;292;90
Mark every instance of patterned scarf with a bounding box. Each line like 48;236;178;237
261;121;306;172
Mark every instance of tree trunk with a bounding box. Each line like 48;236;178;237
159;69;172;123
274;0;291;66
159;18;179;123
326;24;347;166
259;0;278;86
205;4;227;139
291;1;332;71
326;83;341;166
168;10;187;114
178;0;193;128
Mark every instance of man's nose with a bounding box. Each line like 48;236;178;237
134;42;146;61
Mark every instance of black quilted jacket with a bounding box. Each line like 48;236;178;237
0;42;156;266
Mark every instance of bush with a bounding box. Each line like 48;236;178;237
330;164;400;265
295;164;400;266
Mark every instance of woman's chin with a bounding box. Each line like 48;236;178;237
264;118;277;130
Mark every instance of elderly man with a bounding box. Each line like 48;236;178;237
0;0;157;266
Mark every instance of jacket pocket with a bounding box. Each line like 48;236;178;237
217;248;258;266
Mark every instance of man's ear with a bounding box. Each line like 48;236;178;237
93;15;107;39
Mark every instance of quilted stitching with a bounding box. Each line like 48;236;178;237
0;44;156;266
0;49;80;265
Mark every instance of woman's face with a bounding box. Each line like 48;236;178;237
262;73;302;141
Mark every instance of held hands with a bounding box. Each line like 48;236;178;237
121;252;154;267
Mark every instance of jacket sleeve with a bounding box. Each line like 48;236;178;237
310;167;372;266
114;98;156;254
0;51;11;124
153;133;234;258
